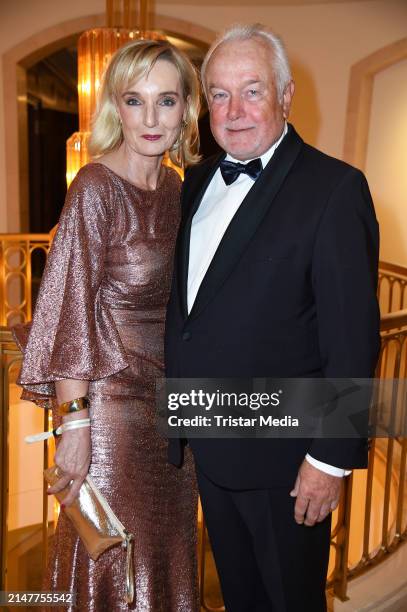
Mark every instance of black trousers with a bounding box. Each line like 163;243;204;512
197;467;332;612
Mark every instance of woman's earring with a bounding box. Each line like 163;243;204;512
170;120;187;169
179;120;187;169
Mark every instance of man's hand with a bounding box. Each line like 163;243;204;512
290;459;342;526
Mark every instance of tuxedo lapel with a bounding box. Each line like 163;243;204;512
177;152;225;319
188;125;304;321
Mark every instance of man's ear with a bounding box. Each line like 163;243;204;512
282;80;295;120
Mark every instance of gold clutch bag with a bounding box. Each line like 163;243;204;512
44;465;135;604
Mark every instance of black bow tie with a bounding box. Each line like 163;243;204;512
220;158;263;186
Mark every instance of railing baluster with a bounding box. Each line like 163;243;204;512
0;330;23;590
381;339;401;550
0;331;9;590
388;278;394;314
382;438;394;551
332;474;353;600
396;438;407;539
363;438;375;559
42;408;50;581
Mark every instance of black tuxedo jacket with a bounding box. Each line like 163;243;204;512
165;124;380;489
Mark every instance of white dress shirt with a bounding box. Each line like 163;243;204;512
187;123;349;478
188;124;287;313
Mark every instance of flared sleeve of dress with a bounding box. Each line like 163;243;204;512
13;164;129;405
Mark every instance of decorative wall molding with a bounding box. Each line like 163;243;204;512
343;37;407;171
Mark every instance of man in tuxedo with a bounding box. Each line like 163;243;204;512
165;23;380;612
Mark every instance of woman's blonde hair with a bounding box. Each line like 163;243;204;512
88;39;201;166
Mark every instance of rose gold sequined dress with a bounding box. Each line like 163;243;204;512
15;163;199;612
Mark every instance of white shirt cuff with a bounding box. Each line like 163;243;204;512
305;454;351;477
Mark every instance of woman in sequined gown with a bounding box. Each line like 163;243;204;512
14;40;201;611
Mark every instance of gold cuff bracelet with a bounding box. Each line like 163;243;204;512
58;396;90;415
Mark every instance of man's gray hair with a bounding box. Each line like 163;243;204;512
201;23;292;102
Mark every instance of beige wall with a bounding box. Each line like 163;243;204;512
366;58;407;267
1;0;406;263
9;385;54;530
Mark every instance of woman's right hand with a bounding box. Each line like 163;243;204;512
52;380;91;507
48;417;91;507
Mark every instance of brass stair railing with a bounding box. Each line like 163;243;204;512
0;233;51;328
326;308;407;602
1;231;406;607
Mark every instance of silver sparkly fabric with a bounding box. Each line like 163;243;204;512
16;163;199;611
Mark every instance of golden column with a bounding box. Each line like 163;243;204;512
66;0;165;186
